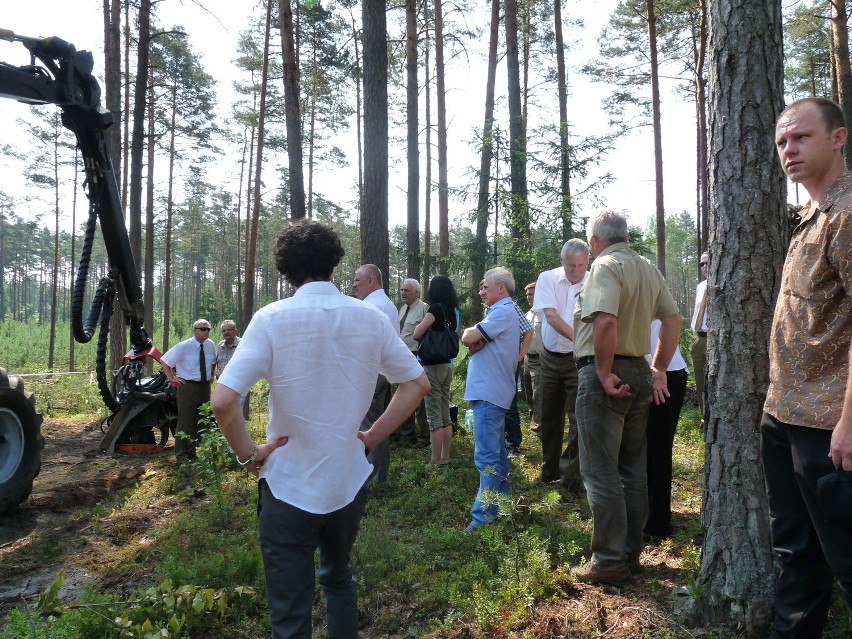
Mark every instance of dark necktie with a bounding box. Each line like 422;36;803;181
400;305;410;331
199;343;207;383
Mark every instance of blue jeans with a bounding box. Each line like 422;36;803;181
470;399;510;527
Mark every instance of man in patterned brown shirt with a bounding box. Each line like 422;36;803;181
762;97;852;639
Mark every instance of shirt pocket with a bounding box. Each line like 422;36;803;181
785;242;824;301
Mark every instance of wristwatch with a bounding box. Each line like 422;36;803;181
236;446;257;466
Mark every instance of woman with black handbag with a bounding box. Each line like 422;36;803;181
413;275;460;464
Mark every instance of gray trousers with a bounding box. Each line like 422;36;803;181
539;349;580;486
259;480;368;639
576;357;651;569
691;335;707;420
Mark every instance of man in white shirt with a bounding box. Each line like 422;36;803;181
532;239;589;489
212;221;429;639
160;318;216;463
353;263;400;482
690;251;710;424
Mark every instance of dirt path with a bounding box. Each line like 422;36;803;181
0;418;173;609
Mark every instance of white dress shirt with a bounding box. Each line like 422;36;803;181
161;337;215;381
532;266;589;353
691;279;708;332
363;289;400;335
218;281;423;514
649;319;688;372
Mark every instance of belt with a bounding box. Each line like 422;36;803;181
544;348;573;358
696;331;707;338
576;354;643;370
183;379;209;384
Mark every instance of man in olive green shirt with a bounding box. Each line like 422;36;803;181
571;210;680;586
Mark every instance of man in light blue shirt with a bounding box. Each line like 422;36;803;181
462;266;521;531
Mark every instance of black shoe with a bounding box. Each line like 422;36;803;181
412;439;430;449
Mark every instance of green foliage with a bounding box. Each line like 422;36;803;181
784;0;831;100
4;571;256;639
190;403;236;504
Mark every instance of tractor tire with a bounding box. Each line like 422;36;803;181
0;369;44;514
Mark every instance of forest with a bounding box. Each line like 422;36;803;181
1;0;850;636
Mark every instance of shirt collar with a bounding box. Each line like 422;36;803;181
294;281;340;296
800;171;852;226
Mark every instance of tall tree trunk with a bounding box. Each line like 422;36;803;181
521;0;530;138
244;0;273;329
122;0;130;216
348;9;365;259
830;20;840;103
696;0;784;630
830;0;852;167
696;0;709;257
144;64;156;373
505;0;529;241
129;0;148;267
362;0;390;283
554;0;572;241
105;0;131;371
423;0;433;286
405;0;420;279
646;0;666;275
48;125;60;372
69;150;78;370
280;0;307;220
473;0;500;323
162;83;178;352
434;0;450;272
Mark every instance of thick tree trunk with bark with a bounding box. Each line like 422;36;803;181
129;0;149;269
696;0;709;256
472;0;500;323
695;0;785;631
423;1;432;286
405;0;420;279
244;0;273;329
144;64;156;373
646;0;666;274
280;0;307;219
554;0;572;241
434;0;450;272
830;0;852;167
505;0;528;241
362;0;390;283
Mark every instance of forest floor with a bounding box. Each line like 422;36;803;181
1;413;850;639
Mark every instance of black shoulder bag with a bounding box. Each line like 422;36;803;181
417;304;460;365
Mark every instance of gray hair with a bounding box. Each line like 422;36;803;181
401;278;420;294
484;266;516;295
357;263;383;287
586;210;628;245
193;318;211;329
560;238;590;259
220;319;237;330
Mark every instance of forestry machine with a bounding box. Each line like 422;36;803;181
0;30;177;514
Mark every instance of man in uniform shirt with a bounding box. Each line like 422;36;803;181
398;278;430;447
762;97;852;638
161;318;217;463
572;210;680;586
532;238;589;489
217;319;250;419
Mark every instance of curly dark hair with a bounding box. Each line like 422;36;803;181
426;275;458;309
274;220;344;286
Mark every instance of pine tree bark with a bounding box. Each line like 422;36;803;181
646;0;666;275
434;0;450;272
694;0;784;631
423;0;432;285
696;0;709;256
554;0;572;241
504;0;529;240
362;0;390;283
405;0;420;279
144;64;156;373
280;0;307;219
829;0;852;167
472;0;500;323
244;0;273;329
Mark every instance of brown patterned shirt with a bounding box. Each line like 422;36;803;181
764;172;852;429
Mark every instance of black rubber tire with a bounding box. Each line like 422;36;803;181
0;371;44;514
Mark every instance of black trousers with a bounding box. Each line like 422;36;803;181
761;413;852;639
644;368;687;536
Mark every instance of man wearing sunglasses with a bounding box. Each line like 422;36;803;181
161;319;217;463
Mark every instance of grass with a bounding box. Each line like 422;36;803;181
6;374;852;639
